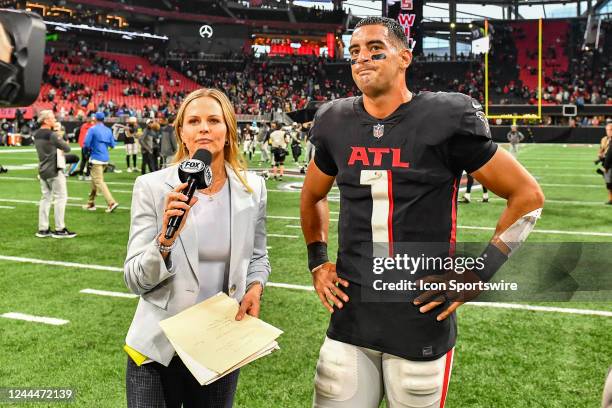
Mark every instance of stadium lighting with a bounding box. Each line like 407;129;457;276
43;21;168;41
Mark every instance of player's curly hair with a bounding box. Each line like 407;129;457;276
355;16;409;50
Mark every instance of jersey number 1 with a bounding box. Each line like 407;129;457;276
360;170;394;257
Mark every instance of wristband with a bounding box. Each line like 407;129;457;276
307;241;329;272
475;243;509;282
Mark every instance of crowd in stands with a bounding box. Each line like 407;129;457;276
175;56;358;115
486;19;611;106
37;44;197;122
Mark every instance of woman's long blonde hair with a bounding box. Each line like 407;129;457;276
173;88;252;192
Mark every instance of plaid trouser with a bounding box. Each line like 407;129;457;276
126;357;239;408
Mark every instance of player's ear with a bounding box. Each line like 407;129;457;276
399;48;412;69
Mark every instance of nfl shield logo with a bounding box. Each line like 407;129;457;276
373;124;384;139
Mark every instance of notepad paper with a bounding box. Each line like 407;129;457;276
159;292;283;385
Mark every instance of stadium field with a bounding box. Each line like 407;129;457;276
0;143;611;407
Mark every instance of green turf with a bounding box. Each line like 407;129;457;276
0;143;611;407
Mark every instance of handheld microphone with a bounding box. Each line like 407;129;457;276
164;149;213;240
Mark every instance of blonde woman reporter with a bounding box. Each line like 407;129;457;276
124;89;270;408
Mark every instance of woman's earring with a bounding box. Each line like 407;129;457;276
225;140;230;146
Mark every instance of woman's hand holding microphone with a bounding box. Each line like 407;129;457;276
158;182;199;255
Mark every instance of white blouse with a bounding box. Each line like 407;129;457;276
190;180;231;303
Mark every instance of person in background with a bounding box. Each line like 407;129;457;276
77;115;96;181
125;116;141;173
461;173;489;203
269;122;289;181
258;121;271;164
33;110;77;238
242;125;254;161
140;119;159;174
159;116;177;168
290;123;302;164
83;112;119;213
304;121;315;165
507;124;525;156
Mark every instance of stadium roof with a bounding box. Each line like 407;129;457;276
296;0;610;19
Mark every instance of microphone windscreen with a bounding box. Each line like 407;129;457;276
192;149;212;165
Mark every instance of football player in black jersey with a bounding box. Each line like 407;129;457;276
300;17;545;408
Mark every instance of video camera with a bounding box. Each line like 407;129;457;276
0;9;46;107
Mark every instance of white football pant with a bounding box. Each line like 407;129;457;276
313;337;454;408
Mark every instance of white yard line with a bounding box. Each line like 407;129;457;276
533;174;600;178
272;216;612;237
1;312;69;325
0;197;608;236
0;198;129;211
0;176;136;186
467;302;612;317
267;282;314;291
268;215;302;221
268;233;298;239
80;288;138;299
1;255;610;318
0;255;123;272
491;198;608;206
458;225;612;237
0;205;15;209
0;149;39;154
525;166;594;170
539;183;602;188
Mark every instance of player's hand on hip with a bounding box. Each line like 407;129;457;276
311;262;349;313
414;270;483;321
159;182;198;246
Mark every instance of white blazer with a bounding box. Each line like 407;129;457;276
124;162;270;366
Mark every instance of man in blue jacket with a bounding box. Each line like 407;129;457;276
83;112;119;212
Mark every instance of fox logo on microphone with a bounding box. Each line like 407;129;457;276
178;156;213;187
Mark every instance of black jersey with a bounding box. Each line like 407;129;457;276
310;91;497;361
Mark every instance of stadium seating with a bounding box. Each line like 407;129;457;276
512;20;569;91
33;52;200;115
